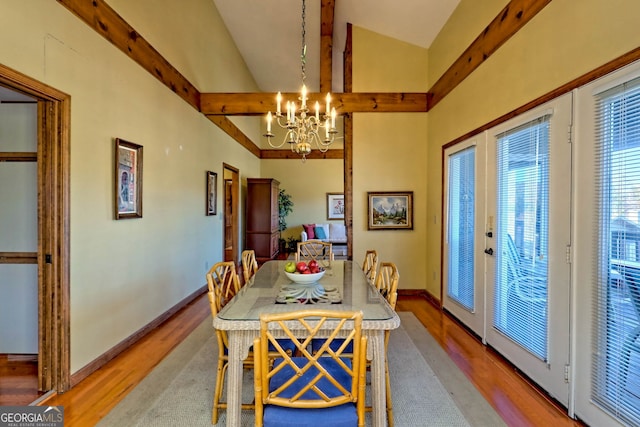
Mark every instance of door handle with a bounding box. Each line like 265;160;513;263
484;248;494;255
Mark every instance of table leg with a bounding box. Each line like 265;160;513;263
225;331;249;427
368;331;387;427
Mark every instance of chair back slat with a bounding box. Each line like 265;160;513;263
362;250;378;283
296;241;334;262
242;249;259;284
206;261;241;310
375;262;399;310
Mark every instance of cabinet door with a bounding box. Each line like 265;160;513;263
271;180;279;232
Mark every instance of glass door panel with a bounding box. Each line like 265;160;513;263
486;94;572;406
444;137;486;338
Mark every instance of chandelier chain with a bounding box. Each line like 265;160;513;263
301;0;306;84
263;0;338;161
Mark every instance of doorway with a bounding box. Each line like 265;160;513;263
443;94;572;408
223;163;239;265
0;64;70;393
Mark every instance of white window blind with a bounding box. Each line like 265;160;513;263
447;147;476;311
494;116;550;361
593;76;640;426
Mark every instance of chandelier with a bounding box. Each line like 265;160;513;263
264;0;338;161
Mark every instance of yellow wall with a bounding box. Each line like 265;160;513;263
261;159;344;243
425;0;640;297
262;26;430;291
6;0;638;376
352;27;429;289
1;0;259;372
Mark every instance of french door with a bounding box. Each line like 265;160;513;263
443;137;486;338
444;94;572;406
574;61;640;427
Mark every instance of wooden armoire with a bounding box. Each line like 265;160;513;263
246;178;280;260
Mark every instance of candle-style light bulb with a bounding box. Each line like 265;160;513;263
276;92;282;115
315;101;320;121
301;85;307;108
266;111;272;133
331;107;336;128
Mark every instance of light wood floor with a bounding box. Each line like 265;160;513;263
0;294;585;426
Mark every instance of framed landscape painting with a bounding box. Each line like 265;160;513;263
367;191;413;230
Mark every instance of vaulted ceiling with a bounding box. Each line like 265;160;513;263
49;0;553;159
212;0;461;94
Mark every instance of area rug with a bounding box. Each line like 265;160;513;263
97;312;504;426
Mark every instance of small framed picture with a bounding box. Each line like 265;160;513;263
115;138;143;220
367;191;413;230
206;171;217;216
327;193;345;220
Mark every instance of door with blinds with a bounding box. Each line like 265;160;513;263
574;63;640;427
443;137;487;337
484;95;572;405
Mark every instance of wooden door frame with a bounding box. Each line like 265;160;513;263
0;64;70;392
223;163;239;266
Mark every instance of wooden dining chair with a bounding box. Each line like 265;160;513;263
253;309;367;427
207;261;296;423
375;262;400;310
362;250;378;284
241;249;259;284
296;240;334;262
207;287;254;424
206;261;241;309
370;261;399;427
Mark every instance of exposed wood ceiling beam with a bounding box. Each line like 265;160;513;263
260;149;343;159
56;0;200;110
56;0;258;156
319;0;335;94
343;23;353;259
200;92;428;115
428;0;553;109
57;0;553;160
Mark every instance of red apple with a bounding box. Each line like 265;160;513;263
296;262;308;273
302;269;312;274
308;259;319;270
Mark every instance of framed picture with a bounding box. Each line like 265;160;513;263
115;138;143;220
327;192;345;220
206;171;217;216
367;191;413;230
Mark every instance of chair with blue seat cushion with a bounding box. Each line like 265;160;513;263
207;287;254;424
371;262;399;427
206;261;241;310
207;264;296;423
314;262;398;425
253;309;367;427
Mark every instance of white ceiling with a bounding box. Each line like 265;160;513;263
213;0;460;93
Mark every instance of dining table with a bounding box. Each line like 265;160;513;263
213;259;401;427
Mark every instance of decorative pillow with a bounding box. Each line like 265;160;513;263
303;224;315;239
329;223;347;242
314;226;327;240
